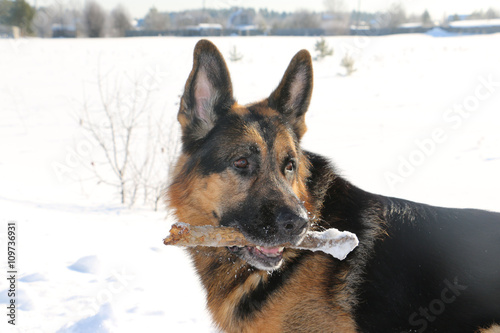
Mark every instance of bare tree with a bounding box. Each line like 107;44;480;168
322;0;350;35
144;7;170;30
278;10;321;29
485;8;498;19
110;4;131;37
33;2;82;38
79;66;178;209
421;10;432;28
385;3;407;29
253;11;269;31
324;0;346;15
80;69;152;205
83;0;106;37
132;114;180;211
33;6;54;37
470;8;499;20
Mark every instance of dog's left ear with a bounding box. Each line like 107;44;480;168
178;39;235;141
268;49;313;140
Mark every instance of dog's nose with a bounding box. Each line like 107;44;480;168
276;208;308;237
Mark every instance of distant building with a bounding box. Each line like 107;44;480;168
271;28;325;36
227;9;255;29
228;24;260;36
52;24;76;38
446;18;500;34
180;23;223;37
134;18;145;29
397;22;430;34
350;23;431;36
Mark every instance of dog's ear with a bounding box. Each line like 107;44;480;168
268;49;313;140
178;39;234;141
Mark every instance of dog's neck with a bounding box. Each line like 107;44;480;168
187;247;266;329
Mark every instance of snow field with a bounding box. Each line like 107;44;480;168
1;33;500;332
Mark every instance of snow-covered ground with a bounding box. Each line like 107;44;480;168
1;34;500;332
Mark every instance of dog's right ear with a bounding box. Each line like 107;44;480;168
178;39;235;142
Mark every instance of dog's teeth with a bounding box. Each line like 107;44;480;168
256;246;262;250
278;247;284;252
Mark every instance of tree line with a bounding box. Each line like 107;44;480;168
0;0;498;38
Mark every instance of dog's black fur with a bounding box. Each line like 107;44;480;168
308;151;500;332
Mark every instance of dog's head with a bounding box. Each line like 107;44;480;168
168;40;314;271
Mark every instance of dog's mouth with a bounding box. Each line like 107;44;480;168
227;245;285;271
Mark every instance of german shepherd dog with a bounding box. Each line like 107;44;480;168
167;39;500;333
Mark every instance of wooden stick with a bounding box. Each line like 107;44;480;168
164;222;359;260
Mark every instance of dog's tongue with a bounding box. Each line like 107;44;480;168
256;246;282;255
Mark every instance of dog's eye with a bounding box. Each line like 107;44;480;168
285;160;294;172
234;158;249;169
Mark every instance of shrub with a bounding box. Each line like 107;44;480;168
314;37;334;61
228;45;243;62
341;53;356;76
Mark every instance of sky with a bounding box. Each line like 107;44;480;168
33;0;500;19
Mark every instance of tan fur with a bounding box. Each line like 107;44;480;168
170;169;251;227
292;116;308;140
231;103;251;116
250;103;281;117
478;325;500;333
274;129;296;162
275;130;311;208
252;257;357;333
189;247;357;333
242;123;267;155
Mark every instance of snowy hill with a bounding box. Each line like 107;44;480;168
1;34;500;332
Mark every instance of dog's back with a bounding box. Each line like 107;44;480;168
307;151;500;332
360;196;500;331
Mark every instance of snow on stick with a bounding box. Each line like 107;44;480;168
164;222;359;260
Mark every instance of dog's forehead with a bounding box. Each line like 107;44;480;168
229;101;279;118
226;103;296;154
